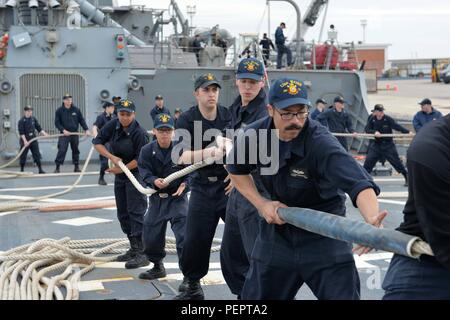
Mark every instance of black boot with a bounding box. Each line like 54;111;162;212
125;237;149;269
173;278;204;300
74;164;81;173
20;165;25;172
54;164;60;173
37;163;45;174
116;237;137;262
98;172;107;185
139;261;166;280
402;172;408;187
178;276;189;293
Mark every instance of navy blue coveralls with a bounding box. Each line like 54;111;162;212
316;107;355;150
93;111;115;174
54;104;89;165
227;117;380;300
175;105;231;281
92;118;149;240
221;89;269;296
383;115;450;299
363;114;409;176
138;140;188;263
18;116;43;167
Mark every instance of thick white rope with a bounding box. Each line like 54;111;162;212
0;237;221;300
0;132;87;170
0;146;96;212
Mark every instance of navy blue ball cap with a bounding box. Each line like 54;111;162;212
194;73;221;90
154;113;174;129
315;98;327;105
371;104;385;112
117;99;136;113
418;98;432;105
334;96;346;104
268;78;311;110
102;101;114;109
236;58;264;81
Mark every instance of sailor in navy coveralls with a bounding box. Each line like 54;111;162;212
220;58;269;298
93;99;150;269
138;113;188;281
227;77;386;300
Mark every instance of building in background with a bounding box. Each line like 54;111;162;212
355;43;390;77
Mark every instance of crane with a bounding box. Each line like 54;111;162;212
300;0;329;39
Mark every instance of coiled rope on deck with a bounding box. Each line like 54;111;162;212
0;134;224;300
0;237;222;300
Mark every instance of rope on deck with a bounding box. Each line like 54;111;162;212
0;237;222;300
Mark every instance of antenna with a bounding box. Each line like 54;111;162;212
360;19;367;43
186;4;196;36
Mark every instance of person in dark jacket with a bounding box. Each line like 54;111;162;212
111;96;121;115
259;33;275;66
173;108;182;127
412;98;443;132
18;105;48;173
150;95;171;122
221;58;269;298
274;22;292;69
310;98;326;120
173;73;232;300
316;96;356;150
363;105;413;186
192;35;202;65
227;77;385;300
92;102;116;185
54;94;91;173
383;114;450;299
138;113;188;281
92;99;150;269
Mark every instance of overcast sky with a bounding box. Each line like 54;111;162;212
117;0;450;60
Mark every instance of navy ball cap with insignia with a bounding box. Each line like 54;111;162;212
236;57;264;81
154;113;174;129
117;99;136;113
269;78;311;110
194;73;221;91
418;98;432;106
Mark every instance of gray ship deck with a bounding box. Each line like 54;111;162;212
0;163;409;300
